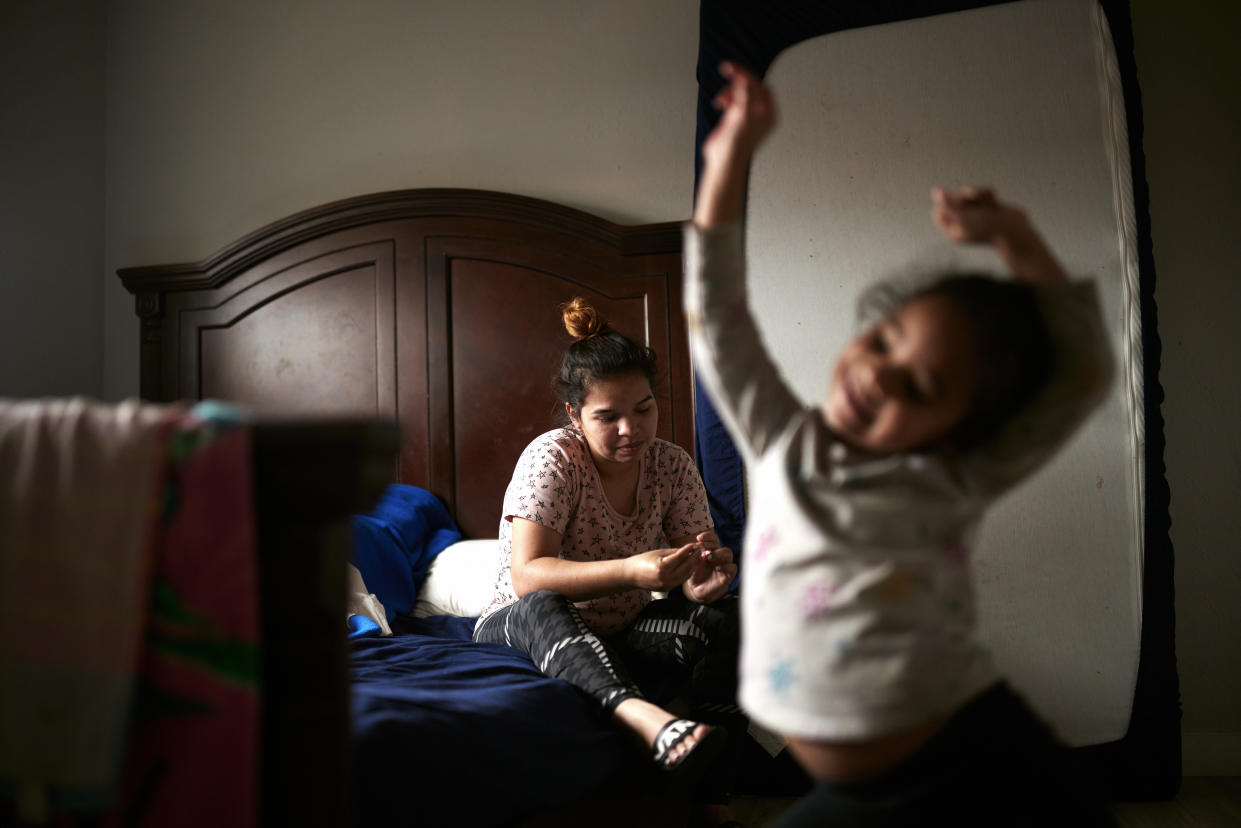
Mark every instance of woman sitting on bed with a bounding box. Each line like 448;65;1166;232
473;297;742;825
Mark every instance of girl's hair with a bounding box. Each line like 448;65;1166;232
859;273;1053;451
555;297;658;420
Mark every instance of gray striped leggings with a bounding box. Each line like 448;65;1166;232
473;589;740;717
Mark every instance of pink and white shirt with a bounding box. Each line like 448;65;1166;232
477;427;713;635
683;221;1114;741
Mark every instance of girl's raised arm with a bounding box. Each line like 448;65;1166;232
930;187;1068;285
685;64;804;459
693;62;777;230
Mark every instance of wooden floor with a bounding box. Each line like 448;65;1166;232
1111;777;1241;827
524;777;1241;827
726;777;1241;827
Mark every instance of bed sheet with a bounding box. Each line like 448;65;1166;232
349;615;631;825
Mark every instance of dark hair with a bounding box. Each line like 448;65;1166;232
863;273;1053;451
554;297;658;421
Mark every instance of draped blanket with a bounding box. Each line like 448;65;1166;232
0;398;259;827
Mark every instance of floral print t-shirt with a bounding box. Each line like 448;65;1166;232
476;427;713;635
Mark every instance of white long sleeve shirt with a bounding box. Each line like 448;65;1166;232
683;221;1113;740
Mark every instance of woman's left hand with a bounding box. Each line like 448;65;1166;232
682;530;738;604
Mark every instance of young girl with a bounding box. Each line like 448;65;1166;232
685;62;1117;825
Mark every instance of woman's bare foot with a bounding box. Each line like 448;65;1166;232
613;698;711;764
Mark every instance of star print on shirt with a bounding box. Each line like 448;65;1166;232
799;580;836;620
486;429;712;632
768;657;796;695
753;526;779;563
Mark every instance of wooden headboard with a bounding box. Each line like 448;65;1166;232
119;189;691;538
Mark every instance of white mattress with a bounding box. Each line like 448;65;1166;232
745;0;1142;746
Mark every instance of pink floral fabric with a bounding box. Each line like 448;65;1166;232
478;428;713;635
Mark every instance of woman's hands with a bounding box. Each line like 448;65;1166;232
931;186;1067;284
626;543;700;592
625;530;737;604
682;530;738;605
512;518;737;604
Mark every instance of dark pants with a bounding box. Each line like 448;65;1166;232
474;589;744;801
771;683;1117;828
474;589;740;715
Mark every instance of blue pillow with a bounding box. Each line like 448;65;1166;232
347;614;385;639
350;485;462;620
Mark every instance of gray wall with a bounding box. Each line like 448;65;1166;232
1;0;1236;775
1131;0;1241;776
100;0;701;398
0;1;105;398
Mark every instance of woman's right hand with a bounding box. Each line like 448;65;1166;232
626;543;698;591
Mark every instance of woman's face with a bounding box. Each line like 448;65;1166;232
569;372;658;470
824;294;981;454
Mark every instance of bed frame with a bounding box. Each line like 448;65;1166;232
119;189;692;539
118;189;693;823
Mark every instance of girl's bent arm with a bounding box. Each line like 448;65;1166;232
931;186;1114;495
930;187;1067;285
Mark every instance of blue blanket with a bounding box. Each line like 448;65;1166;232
350;616;631;825
347;487;632;823
350;484;461;621
346;487;805;821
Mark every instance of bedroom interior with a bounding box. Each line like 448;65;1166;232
2;0;1239;826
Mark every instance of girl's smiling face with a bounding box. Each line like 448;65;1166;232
824;294;981;455
568;372;658;469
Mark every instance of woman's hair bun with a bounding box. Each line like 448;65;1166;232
561;296;609;341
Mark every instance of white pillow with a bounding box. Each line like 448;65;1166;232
346;562;392;636
412;538;503;618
